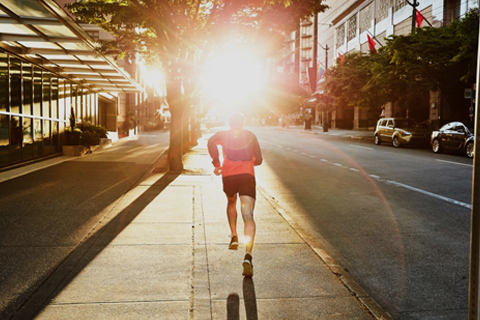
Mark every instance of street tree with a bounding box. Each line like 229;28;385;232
323;51;391;119
384;8;479;119
66;0;328;171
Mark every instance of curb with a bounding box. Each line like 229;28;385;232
258;185;393;320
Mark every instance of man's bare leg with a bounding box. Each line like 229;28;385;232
239;195;256;255
226;194;238;248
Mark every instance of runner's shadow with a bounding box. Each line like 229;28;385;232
227;293;240;320
226;278;257;320
243;277;258;320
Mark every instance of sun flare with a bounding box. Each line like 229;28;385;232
201;48;265;114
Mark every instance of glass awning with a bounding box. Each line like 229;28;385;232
0;0;142;93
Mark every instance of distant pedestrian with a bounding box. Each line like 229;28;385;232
207;113;263;277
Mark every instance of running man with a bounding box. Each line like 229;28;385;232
207;113;263;277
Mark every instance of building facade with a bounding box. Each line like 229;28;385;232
279;0;478;129
0;0;143;170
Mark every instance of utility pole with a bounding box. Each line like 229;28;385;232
468;18;480;320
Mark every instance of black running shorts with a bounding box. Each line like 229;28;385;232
222;174;256;199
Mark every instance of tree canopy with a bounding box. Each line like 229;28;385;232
67;0;328;170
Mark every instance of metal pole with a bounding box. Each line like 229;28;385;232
468;15;480;320
325;44;329;69
411;0;418;34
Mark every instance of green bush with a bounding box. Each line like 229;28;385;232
76;123;108;146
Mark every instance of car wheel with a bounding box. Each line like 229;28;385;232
432;139;443;153
466;141;474;158
374;135;381;145
392;136;401;148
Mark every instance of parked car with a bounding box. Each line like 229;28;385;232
374;117;429;147
431;121;474;158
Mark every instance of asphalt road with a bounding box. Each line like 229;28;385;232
251;126;473;319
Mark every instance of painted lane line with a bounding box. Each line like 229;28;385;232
333;163;343;167
320;159;328;162
349;144;374;150
349;168;360;172
301;152;307;155
369;174;380;179
310;155;316;158
436;159;473;167
385;180;472;209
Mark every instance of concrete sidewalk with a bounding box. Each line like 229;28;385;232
12;136;389;320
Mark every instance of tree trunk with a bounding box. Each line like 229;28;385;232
168;100;186;172
182;103;190;154
167;71;186;172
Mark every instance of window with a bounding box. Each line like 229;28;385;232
23;62;33;116
10;58;21;114
375;0;389;22
360;4;373;33
34;68;42;116
347;15;357;41
43;72;51;118
0;52;7;112
336;24;345;48
394;0;407;11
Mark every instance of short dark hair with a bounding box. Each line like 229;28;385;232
229;113;244;129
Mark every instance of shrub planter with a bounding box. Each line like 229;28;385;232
62;145;88;156
66;131;81;145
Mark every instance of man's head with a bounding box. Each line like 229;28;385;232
229;112;245;130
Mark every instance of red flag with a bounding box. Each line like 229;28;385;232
416;9;424;27
338;52;344;64
367;34;377;54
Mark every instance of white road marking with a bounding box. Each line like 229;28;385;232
386;180;472;209
310;155;316;158
349;168;360;172
369;174;380;179
436;159;473;167
349;144;374;150
301;152;307;155
320;159;328;162
333;163;343;167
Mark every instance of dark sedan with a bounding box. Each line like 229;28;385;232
431;121;474;158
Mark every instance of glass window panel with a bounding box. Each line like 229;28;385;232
34;118;42;157
347;15;357;41
0;114;9;167
22;117;33;160
51;77;58;119
34;68;42;116
52;121;59;152
336;24;345;48
376;0;389;22
34;25;77;38
10;58;21;114
10;116;22;163
0;52;7;112
43;120;54;155
1;0;53;19
23;62;33;116
395;0;407;11
360;4;373;34
43;72;51;118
